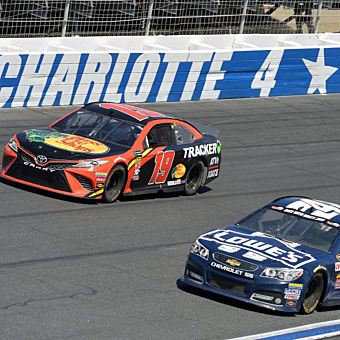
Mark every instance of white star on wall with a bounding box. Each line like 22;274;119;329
302;49;338;94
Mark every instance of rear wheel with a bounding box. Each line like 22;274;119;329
102;165;126;203
300;272;324;314
184;161;205;196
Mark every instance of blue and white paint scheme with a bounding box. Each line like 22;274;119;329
180;196;340;313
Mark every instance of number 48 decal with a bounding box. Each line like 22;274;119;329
149;150;175;185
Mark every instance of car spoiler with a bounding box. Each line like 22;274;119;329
189;121;220;137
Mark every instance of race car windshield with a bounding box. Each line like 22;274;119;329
52;109;142;147
238;207;339;253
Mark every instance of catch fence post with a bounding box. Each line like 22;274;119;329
314;0;323;33
145;0;155;36
61;0;71;37
239;0;249;34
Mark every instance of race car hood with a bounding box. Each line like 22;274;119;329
16;128;129;160
198;225;321;269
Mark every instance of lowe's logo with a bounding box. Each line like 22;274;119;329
201;230;316;269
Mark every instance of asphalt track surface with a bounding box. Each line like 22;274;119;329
1;94;340;340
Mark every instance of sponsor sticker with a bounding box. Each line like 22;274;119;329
335;274;340;289
28;130;109;154
134;150;143;163
200;229;316;269
27;130;65;143
284;288;302;300
171;164;186;179
207;169;219;179
210;157;219;166
46;134;109;154
183;143;218;158
286;300;296;307
283;198;340;227
95;172;107;182
95;172;107;177
167;179;182;186
288;283;303;288
132;167;140;181
335;262;340;272
337;254;340;261
217;140;221;154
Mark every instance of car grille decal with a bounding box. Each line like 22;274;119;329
213;253;258;271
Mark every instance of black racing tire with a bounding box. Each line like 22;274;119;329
102;165;126;203
300;272;324;314
184;160;205;196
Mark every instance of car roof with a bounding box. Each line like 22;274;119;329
269;196;340;225
83;102;177;125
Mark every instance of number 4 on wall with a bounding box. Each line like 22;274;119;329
149;150;175;185
251;50;284;97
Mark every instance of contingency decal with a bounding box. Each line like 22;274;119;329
171;164;186;179
284;283;303;300
335;263;340;272
335;274;340;289
27;130;109;154
127;148;152;171
200;229;316;268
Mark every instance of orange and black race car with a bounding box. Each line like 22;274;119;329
1;103;221;202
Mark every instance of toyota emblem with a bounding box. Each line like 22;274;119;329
36;155;48;164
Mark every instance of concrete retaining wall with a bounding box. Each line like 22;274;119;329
1;34;340;107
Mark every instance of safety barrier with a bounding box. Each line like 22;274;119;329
1;34;340;108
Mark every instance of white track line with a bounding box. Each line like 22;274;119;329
228;319;340;340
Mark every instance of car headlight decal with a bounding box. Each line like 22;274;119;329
261;267;303;281
72;160;109;168
8;138;18;153
190;239;209;260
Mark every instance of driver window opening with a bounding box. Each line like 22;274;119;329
144;124;172;148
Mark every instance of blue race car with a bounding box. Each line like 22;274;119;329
180;196;340;313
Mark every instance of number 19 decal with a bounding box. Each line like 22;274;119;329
149;150;175;185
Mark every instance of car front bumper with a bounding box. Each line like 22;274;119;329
1;144;106;199
180;254;305;313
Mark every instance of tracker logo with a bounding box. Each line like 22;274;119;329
183;143;218;158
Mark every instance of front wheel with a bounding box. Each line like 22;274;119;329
102;165;126;203
300;272;324;314
184;161;205;196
